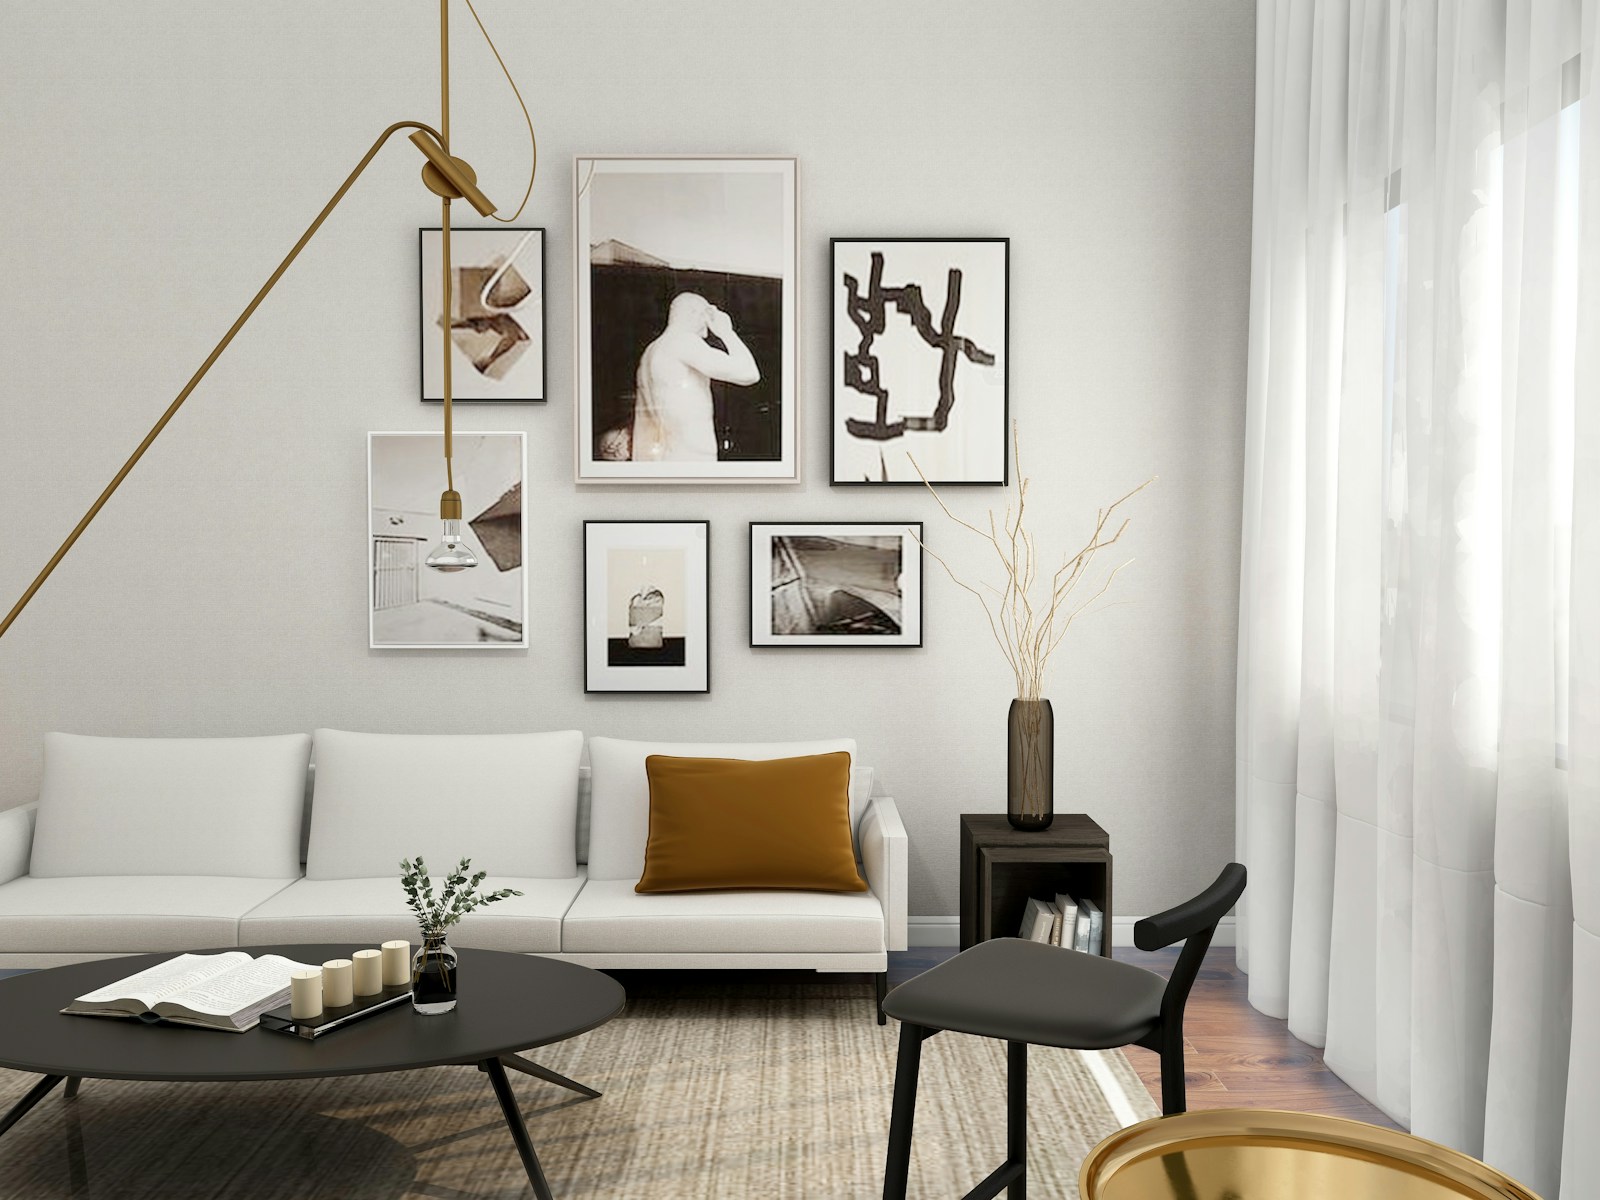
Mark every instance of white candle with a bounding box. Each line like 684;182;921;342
353;948;383;997
290;970;323;1020
322;958;354;1008
381;940;410;988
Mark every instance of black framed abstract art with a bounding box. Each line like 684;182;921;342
574;156;798;483
749;522;924;647
420;227;546;403
583;520;711;692
830;238;1009;485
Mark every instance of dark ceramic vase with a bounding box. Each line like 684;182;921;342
1007;698;1055;831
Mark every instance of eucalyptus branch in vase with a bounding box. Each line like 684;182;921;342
399;855;521;996
911;422;1153;824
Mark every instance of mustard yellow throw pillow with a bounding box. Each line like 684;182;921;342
635;751;868;893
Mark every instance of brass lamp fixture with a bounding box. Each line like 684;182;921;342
0;0;536;638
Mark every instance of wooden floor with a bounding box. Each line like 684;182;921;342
890;944;1398;1129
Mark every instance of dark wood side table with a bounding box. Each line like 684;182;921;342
959;814;1112;954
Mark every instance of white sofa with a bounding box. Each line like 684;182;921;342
0;730;909;996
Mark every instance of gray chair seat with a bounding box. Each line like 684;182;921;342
883;937;1166;1049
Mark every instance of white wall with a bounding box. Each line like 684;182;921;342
0;1;1255;921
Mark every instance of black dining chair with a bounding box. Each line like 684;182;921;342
880;862;1247;1200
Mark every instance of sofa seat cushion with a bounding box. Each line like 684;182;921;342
0;875;297;953
239;875;585;954
561;878;886;954
31;733;312;879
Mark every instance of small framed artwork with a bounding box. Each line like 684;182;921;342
584;520;711;692
830;237;1009;485
574;156;798;483
420;227;545;402
749;522;924;647
368;431;527;649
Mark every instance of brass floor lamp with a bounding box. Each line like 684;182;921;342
0;0;535;640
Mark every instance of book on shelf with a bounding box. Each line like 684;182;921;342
62;951;320;1033
1078;897;1105;954
1053;894;1078;948
1021;897;1058;943
1071;902;1092;952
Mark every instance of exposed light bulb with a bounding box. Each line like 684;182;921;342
424;519;478;572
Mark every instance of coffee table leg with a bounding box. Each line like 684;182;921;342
482;1057;556;1200
0;1074;65;1140
64;1077;81;1100
500;1055;602;1100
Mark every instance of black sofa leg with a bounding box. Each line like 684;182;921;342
875;971;888;1025
882;1022;926;1199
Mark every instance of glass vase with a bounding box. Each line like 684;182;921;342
411;930;458;1015
1007;698;1055;831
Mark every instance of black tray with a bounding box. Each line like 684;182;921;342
260;982;413;1040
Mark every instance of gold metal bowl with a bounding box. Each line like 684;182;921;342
1080;1109;1543;1200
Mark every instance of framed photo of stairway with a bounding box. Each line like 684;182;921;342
584;520;711;692
368;432;528;649
749;522;923;647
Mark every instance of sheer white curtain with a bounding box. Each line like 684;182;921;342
1237;1;1599;1196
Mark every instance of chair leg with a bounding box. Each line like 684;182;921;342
882;1022;926;1200
1007;1041;1027;1199
1159;1033;1186;1116
875;972;888;1025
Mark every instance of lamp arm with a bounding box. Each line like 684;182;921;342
0;119;447;642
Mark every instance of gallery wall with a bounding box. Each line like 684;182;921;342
0;0;1256;929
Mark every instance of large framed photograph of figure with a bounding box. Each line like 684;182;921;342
575;156;797;483
420;228;545;402
830;238;1009;485
749;522;923;647
368;432;527;649
584;520;711;692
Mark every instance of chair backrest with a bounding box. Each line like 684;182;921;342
1134;862;1247;1028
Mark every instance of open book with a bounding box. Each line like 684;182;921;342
63;952;320;1033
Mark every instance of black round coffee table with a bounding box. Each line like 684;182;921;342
0;944;625;1199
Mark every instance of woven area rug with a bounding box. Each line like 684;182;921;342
0;975;1156;1198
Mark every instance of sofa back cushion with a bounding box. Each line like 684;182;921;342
305;729;583;880
585;737;859;880
30;732;312;879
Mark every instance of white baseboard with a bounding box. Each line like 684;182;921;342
907;915;1237;950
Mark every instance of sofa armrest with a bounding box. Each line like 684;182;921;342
860;795;907;952
0;804;37;886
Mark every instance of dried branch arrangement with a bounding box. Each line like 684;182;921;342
912;422;1153;702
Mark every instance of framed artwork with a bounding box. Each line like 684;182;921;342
749;522;924;647
368;431;527;649
830;237;1009;485
584;520;711;692
574;156;798;483
420;227;545;402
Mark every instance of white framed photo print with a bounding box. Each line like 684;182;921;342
575;156;798;483
368;431;527;649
